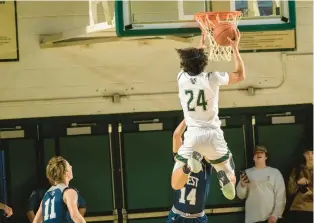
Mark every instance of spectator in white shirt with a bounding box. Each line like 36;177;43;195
236;145;286;223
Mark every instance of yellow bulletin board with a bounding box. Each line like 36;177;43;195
239;30;296;51
0;0;19;61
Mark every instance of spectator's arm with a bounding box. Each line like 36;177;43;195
287;168;299;196
0;203;13;217
26;190;39;222
27;211;36;222
33;202;43;223
236;181;248;199
271;170;286;219
78;208;86;217
78;194;87;217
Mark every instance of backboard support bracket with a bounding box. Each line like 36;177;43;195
39;35;195;48
38;0;200;48
90;0;114;26
39;22;117;48
40;0;117;48
40;35;197;49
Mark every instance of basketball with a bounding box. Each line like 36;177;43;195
213;22;237;46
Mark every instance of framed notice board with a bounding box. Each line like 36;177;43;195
239;30;296;51
0;0;19;62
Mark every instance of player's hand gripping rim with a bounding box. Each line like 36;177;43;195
227;28;240;50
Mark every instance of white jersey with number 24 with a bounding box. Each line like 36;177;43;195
177;71;229;129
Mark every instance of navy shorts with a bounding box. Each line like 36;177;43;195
166;210;208;223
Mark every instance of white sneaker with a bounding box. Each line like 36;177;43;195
175;151;203;173
187;157;202;173
217;170;236;200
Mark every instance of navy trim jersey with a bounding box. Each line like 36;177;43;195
42;184;69;223
173;160;212;214
28;186;86;215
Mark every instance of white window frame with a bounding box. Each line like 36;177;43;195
177;0;206;21
231;0;290;26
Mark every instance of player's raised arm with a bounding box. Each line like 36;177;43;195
63;189;86;223
172;119;186;154
227;30;246;85
171;119;201;190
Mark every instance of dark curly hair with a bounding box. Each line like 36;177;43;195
176;47;208;76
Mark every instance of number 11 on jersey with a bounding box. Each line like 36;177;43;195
44;197;57;221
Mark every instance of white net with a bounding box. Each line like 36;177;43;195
195;12;242;62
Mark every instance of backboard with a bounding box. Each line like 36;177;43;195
40;0;296;52
116;0;295;36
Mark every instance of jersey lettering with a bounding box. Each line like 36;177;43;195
187;176;199;187
44;197;56;221
185;90;194;111
190;78;197;84
178;176;200;206
184;89;207;111
179;187;197;205
178;71;224;129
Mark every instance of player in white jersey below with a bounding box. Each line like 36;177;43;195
172;30;245;200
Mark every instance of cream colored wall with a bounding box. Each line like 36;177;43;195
0;1;312;120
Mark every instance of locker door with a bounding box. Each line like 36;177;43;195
0;150;7;220
42;121;116;223
119;117;176;223
253;113;307;181
0;125;38;223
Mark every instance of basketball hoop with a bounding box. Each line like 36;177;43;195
194;11;242;62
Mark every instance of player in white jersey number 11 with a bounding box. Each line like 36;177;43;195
172;29;245;200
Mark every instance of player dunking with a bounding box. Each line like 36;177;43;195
167;119;211;223
172;30;245;200
33;156;86;223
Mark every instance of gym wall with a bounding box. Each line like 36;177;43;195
0;1;312;120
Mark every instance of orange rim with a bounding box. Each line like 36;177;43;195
194;11;242;20
194;11;242;28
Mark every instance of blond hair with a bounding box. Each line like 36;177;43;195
46;156;67;185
